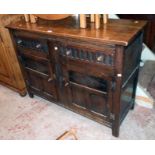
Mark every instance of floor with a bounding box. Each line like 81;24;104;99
139;60;155;100
0;85;155;140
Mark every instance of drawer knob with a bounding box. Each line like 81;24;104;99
65;82;69;87
97;55;104;62
66;50;71;56
48;77;53;82
117;74;122;77
48;74;56;82
36;44;41;49
17;39;22;44
54;46;58;51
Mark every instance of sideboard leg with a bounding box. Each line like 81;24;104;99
130;99;135;110
28;91;34;98
112;120;120;137
112;126;119;137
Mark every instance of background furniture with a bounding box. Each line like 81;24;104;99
0;15;26;96
118;14;155;54
7;17;146;137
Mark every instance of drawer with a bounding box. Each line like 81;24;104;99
14;36;49;59
15;36;48;52
56;42;115;67
53;41;115;77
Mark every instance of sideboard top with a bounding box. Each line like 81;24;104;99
7;16;147;46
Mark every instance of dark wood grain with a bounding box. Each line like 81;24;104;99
6;16;146;46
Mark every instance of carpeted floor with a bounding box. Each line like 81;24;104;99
0;85;155;140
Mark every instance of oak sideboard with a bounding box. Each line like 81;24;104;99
7;17;146;137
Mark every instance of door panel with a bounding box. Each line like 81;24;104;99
68;71;110;117
57;57;111;118
70;84;87;109
25;68;57;101
51;41;113;118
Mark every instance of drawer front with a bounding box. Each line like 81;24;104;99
59;45;114;66
13;31;49;59
15;37;48;53
54;41;115;64
52;41;115;77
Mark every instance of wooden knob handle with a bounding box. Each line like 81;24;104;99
54;46;58;51
48;77;53;82
48;74;56;82
66;50;71;56
17;39;22;44
97;55;104;62
36;44;41;49
65;82;69;87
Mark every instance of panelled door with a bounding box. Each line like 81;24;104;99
52;40;115;120
14;34;58;101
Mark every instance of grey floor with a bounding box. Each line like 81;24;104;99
0;85;155;140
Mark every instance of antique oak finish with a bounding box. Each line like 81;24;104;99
7;17;146;137
0;15;26;96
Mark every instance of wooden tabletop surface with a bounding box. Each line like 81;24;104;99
6;16;147;46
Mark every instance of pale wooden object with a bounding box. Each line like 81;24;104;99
56;128;78;140
103;14;108;24
80;14;86;28
90;14;95;22
35;14;71;20
24;14;30;22
30;15;37;23
95;14;100;29
0;15;26;95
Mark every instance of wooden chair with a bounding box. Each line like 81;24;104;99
80;14;108;29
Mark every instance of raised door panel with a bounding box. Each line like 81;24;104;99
68;71;110;118
25;68;58;101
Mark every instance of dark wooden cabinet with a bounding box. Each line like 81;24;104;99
7;17;146;137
